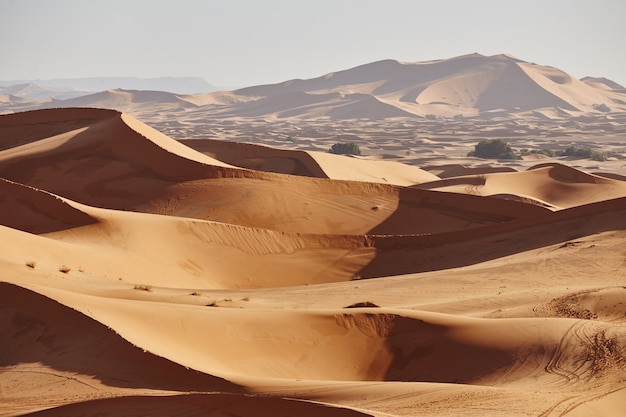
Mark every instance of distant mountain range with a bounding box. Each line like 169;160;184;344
1;54;625;119
0;76;228;98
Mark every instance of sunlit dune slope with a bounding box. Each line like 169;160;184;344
0;183;374;288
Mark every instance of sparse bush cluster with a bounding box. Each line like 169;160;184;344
560;146;608;162
329;142;361;156
467;139;516;160
520;148;558;157
470;139;609;162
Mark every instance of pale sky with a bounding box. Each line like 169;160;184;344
1;0;625;88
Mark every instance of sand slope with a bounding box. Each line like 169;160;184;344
1;108;625;417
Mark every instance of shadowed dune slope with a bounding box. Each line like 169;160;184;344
181;138;439;185
0;282;238;392
180;138;329;177
0;178;98;234
363;196;626;276
22;394;375;417
0;108;238;209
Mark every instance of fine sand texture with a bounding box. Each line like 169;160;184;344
1;107;626;417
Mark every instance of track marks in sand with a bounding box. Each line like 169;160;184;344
537;287;626;323
543;321;625;391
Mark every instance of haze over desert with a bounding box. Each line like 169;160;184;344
2;50;626;417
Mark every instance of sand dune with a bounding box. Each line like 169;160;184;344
416;162;626;209
1;107;625;417
181;138;439;185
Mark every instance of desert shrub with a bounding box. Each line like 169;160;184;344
560;146;607;162
345;301;380;308
521;148;557;157
593;103;611;112
468;139;516;160
329;142;361;156
133;284;152;292
59;265;71;273
535;149;557;157
25;261;36;269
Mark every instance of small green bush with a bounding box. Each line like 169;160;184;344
468;139;516;160
593;103;611;112
329;142;361;156
561;146;607;162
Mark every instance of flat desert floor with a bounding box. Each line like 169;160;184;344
1;107;626;417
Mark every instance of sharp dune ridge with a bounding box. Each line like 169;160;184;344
1;105;626;417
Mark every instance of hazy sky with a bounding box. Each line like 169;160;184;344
1;0;625;88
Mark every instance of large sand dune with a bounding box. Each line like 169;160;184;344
1;107;625;417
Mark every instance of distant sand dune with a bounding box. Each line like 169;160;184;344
416;163;626;209
5;53;626;119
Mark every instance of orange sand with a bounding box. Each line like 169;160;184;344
1;107;625;417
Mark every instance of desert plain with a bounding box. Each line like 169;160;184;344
1;54;626;416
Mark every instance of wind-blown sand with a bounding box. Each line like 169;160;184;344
1;105;626;417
